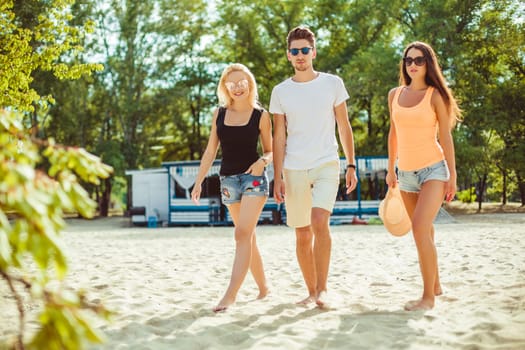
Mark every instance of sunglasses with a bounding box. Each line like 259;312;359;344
225;79;249;91
289;47;313;56
403;56;426;66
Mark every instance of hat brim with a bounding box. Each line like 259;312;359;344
379;186;411;237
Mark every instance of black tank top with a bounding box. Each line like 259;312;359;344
216;107;262;176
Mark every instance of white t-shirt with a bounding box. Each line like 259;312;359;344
269;72;349;170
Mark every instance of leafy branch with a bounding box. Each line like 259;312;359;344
1;109;113;349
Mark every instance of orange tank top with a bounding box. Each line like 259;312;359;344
392;86;444;171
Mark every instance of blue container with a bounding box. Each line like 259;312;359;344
147;216;157;228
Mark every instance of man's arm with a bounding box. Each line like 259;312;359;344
272;113;287;203
334;102;357;194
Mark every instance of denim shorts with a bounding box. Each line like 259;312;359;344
220;172;269;205
398;160;450;193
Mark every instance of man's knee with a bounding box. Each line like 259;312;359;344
295;226;313;246
311;208;330;232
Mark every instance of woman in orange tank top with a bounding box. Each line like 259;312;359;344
386;41;461;311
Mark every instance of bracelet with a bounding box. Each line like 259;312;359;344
346;164;356;170
259;157;268;166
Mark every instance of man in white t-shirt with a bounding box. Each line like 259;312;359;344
269;26;358;308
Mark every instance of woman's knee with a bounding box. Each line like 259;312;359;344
234;227;254;243
411;220;433;244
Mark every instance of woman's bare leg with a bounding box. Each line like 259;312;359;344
401;180;445;311
213;196;266;312
404;196;442;296
250;233;269;299
430;225;442;296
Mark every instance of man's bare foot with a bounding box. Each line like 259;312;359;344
404;298;434;311
213;297;235;313
296;295;316;305
316;291;331;310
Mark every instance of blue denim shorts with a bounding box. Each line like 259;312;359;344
220;172;269;205
398;160;450;193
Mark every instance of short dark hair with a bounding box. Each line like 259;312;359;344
287;26;315;49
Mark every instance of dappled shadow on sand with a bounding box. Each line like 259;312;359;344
91;304;424;350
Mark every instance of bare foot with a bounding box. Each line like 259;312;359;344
435;286;443;296
213;297;235;313
296;295;316;306
316;291;331;310
257;287;269;300
404;298;434;311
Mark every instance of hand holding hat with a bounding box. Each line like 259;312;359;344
379;185;411;236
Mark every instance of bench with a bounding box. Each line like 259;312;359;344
169;198;212;225
128;206;147;225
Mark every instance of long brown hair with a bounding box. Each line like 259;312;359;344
400;41;461;127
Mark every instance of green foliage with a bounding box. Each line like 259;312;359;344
390;0;525;205
1;110;113;349
457;187;477;203
0;0;102;113
23;0;524;214
1;0;114;348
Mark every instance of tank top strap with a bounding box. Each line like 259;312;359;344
392;86;404;107
250;108;263;127
423;86;434;102
216;107;226;127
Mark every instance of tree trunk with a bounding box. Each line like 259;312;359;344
517;174;525;206
99;177;112;217
476;173;487;212
502;169;507;205
367;98;372;137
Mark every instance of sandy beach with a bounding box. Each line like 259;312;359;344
1;212;524;349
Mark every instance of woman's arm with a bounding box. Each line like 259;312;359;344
258;110;273;163
244;110;273;175
191;108;221;204
386;87;399;187
433;90;457;202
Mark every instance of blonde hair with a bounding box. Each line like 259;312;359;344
217;63;259;108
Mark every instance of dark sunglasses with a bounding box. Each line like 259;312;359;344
403;56;426;66
289;47;313;56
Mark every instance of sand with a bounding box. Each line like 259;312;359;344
1;213;524;349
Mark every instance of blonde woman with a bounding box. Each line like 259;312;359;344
386;41;460;310
191;63;272;312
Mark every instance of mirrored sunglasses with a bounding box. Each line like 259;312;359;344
225;79;249;91
289;47;313;56
403;56;426;66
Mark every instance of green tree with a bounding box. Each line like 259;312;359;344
1;0;112;348
394;0;524;207
321;0;401;155
87;0;212;167
18;0;523;209
213;0;307;110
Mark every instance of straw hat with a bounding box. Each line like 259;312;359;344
379;185;411;236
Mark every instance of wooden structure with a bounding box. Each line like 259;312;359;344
126;156;388;226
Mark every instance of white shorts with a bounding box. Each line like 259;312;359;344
283;160;340;228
